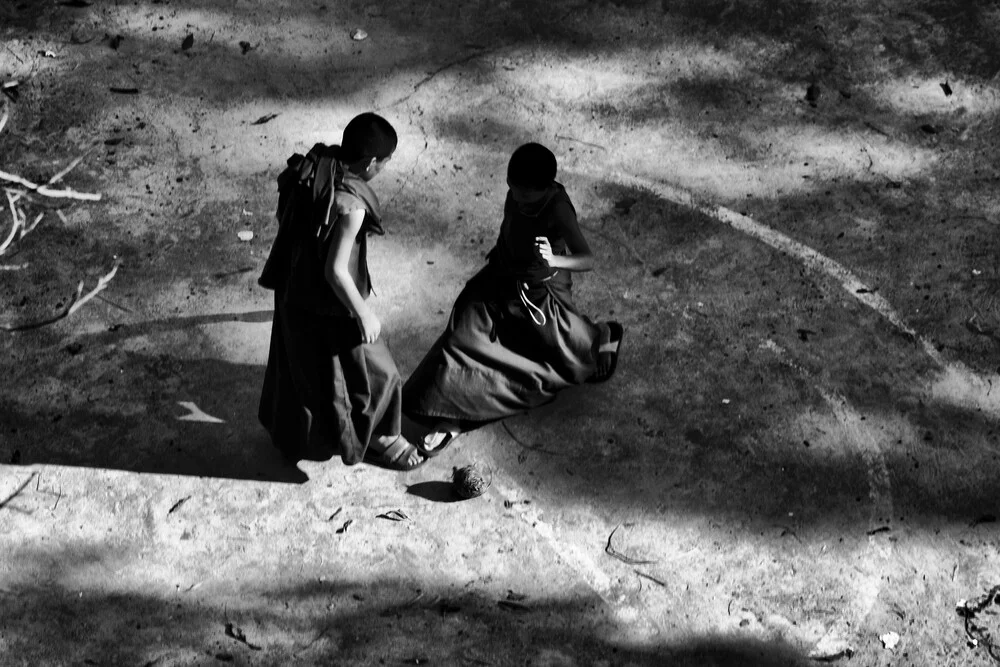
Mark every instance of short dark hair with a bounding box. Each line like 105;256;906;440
507;142;556;190
341;112;397;163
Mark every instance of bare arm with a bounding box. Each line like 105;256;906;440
325;209;381;342
543;241;595;272
536;202;595;272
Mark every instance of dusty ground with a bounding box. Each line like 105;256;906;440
2;0;1000;665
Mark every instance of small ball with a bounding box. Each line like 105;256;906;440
452;464;489;499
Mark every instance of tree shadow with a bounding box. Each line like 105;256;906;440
0;560;815;666
1;310;308;483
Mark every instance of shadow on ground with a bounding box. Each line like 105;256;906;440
1;571;812;666
1;310;307;483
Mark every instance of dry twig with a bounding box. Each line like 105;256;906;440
0;261;120;332
45;149;94;187
0;473;37;512
605;524;658;565
0;194;19;254
0;169;101;201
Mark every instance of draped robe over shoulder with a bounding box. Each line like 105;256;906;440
258;144;402;463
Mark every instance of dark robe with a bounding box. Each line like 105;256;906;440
402;184;600;424
258;144;401;464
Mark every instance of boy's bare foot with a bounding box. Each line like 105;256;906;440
591;321;623;382
419;422;461;457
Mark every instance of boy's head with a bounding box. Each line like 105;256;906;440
341;112;397;166
507;142;557;192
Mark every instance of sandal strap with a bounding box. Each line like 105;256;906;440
380;436;412;464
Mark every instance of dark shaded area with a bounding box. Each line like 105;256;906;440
0;310;307;483
0;568;813;666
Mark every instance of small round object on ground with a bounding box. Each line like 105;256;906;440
452;464;489;499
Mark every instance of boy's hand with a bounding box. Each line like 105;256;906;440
359;311;382;344
535;236;553;265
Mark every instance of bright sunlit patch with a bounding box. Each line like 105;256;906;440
875;76;1000;116
927;364;1000;420
508;45;746;103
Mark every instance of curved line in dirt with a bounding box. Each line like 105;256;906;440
762;340;893;656
577;169;1000;419
814;387;893;655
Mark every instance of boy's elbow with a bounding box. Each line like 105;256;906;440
326;267;348;291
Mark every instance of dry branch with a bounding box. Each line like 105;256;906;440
20;212;43;240
0;190;20;255
0;169;101;201
68;262;119;315
46;149;93;187
0;262;120;332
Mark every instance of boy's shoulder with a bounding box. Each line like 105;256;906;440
546;183;577;219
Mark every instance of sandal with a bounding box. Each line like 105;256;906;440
415;422;461;458
365;435;426;471
589;321;624;383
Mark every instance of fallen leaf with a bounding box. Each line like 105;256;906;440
167;496;191;514
176;401;224;424
181;34;194;50
941;81;953;96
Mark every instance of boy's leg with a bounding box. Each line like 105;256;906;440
350;339;424;468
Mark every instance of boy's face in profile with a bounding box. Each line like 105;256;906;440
362;153;393;182
507;178;549;205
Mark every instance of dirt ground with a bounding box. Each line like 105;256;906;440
2;0;1000;665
